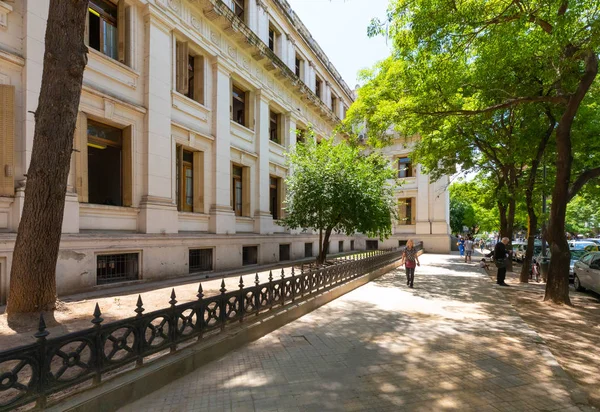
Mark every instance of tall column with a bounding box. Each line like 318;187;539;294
308;61;315;92
209;58;236;234
139;12;178;234
246;0;258;34
253;90;272;234
256;0;269;44
415;164;431;235
431;175;450;234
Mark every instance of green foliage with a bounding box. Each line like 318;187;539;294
449;198;475;234
449;178;500;233
566;194;600;236
281;137;397;248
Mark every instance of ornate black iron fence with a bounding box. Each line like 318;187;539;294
0;249;404;411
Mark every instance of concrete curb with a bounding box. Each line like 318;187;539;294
48;260;403;412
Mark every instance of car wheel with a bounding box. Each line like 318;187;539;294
574;275;585;292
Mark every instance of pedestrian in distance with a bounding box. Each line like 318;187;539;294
458;237;465;256
464;235;474;263
494;237;510;286
401;239;420;289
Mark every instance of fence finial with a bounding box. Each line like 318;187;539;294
169;289;177;307
268;270;273;282
92;303;104;326
255;273;260;287
135;295;144;317
239;275;244;289
197;283;204;300
281;268;285;280
220;278;227;294
34;313;49;340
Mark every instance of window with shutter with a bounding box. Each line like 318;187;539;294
0;85;15;196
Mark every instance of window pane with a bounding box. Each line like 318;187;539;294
185;167;193;207
232;86;246;126
102;20;118;60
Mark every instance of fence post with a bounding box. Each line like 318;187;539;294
239;276;245;323
255;273;260;316
91;303;104;382
220;279;227;331
169;289;177;353
34;313;49;410
196;284;204;341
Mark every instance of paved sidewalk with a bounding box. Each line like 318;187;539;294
119;254;585;412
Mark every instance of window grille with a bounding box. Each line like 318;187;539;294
189;249;213;273
279;244;290;261
366;240;379;250
305;242;313;258
97;253;139;285
243;246;258;266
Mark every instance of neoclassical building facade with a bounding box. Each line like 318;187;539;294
0;0;449;302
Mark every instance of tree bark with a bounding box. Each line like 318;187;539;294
544;51;598;305
6;0;88;314
317;226;334;264
520;115;555;282
317;226;333;265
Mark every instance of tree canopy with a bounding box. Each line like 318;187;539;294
345;0;600;304
281;137;397;263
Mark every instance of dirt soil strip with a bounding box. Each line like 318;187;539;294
485;264;600;410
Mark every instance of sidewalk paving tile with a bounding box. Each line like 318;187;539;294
117;254;585;412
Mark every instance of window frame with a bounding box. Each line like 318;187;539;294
232;84;248;127
398;197;414;225
269;176;280;220
232;0;245;20
87;0;120;61
232;165;243;217
269;110;280;144
397;157;413;178
315;77;322;100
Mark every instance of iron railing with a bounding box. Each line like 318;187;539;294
0;248;404;411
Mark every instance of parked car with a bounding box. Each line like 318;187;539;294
534;248;585;282
568;240;597;250
515;241;542;262
573;251;600;294
570;249;588;281
511;241;527;261
583;243;600;252
582;238;600;245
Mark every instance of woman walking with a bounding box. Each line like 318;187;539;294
401;239;420;288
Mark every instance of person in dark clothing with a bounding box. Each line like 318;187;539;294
494;237;510;286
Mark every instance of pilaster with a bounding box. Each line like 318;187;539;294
415;164;431;235
209;58;236;234
140;11;178;234
253;89;273;234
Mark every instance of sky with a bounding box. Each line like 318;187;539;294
287;0;393;90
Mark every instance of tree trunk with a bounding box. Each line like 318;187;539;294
521;210;537;282
520;116;554;283
505;195;516;273
317;226;333;264
6;0;88;314
544;51;598;305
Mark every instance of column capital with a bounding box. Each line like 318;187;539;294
255;88;271;104
256;0;268;11
212;56;234;76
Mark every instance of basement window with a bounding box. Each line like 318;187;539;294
366;240;378;250
279;244;290;261
189;248;213;272
243;246;258;266
97;253;139;285
305;242;313;258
